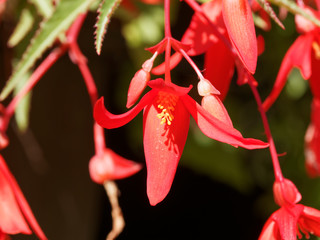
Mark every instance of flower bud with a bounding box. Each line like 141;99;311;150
197;78;220;96
89;149;142;184
126;69;150;108
273;178;302;207
201;94;233;127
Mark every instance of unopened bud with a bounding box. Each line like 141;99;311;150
89;149;142;184
197;78;220;96
126;69;150;108
201;95;233;127
273;178;301;207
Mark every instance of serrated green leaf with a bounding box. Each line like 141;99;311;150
28;0;54;18
14;72;32;132
94;0;122;55
8;8;34;48
0;0;94;101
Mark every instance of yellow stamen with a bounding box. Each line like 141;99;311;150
156;91;178;125
312;42;320;59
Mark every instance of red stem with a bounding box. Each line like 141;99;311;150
164;0;172;38
164;39;172;83
248;76;284;182
69;42;106;154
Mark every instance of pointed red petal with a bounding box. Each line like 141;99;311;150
263;34;313;111
182;95;268;149
204;41;235;100
94;91;157;129
143;98;190;206
89;149;142;184
0;155;47;240
258;217;280;240
222;0;257;73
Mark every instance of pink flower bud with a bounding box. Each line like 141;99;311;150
201;94;233;127
126;69;150;108
273;178;301;207
89;148;142;184
197;79;220;96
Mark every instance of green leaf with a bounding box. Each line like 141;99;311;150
0;0;94;101
28;0;54;18
8;7;34;48
14;72;32;132
94;0;122;55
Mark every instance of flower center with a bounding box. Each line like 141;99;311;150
156;91;178;125
312;41;320;59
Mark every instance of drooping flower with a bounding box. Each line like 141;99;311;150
94;78;268;205
259;178;320;240
263;4;320;110
89;148;142;184
0;155;47;239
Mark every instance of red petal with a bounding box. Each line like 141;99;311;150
301;205;320;236
222;0;257;73
263;34;313;111
204;40;235;100
94;91;157;129
89;149;142;183
143;98;190;206
0;155;47;240
182;95;268;149
258;217;280;240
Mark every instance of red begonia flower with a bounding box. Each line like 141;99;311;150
263;6;320;110
260;178;320;239
94;78;268;205
89;148;142;184
259;204;320;240
0;155;46;240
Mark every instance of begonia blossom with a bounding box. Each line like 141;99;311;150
89;148;142;184
259;178;320;240
94;78;268;205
